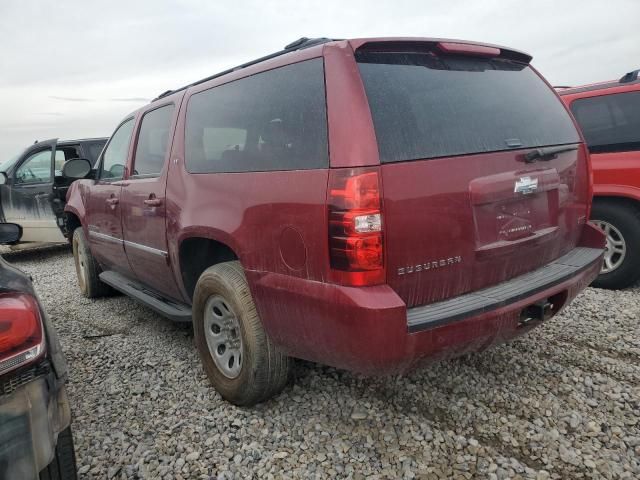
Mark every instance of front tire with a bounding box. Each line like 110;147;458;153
39;427;77;480
193;261;291;406
590;201;640;289
72;228;111;298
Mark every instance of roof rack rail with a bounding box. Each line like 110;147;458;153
153;37;334;101
553;85;572;89
620;69;639;83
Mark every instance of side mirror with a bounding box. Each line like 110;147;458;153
0;223;22;244
0;172;7;185
62;158;92;179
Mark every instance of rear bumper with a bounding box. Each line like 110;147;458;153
407;247;602;333
249;236;604;375
0;369;71;478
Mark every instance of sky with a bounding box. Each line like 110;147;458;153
1;0;638;161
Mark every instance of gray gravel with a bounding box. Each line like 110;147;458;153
5;246;640;479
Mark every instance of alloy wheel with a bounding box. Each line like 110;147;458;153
593;220;626;274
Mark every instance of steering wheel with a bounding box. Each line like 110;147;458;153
18;167;37;183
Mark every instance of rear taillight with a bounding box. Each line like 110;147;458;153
0;293;44;375
328;167;384;286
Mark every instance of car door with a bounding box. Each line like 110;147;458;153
51;141;108;227
121;101;183;299
85;118;136;275
2;139;66;242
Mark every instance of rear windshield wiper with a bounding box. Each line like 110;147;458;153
524;145;578;163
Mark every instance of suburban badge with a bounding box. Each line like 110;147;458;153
398;256;462;276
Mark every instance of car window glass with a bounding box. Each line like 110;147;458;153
202;128;248;161
185;58;328;173
15;149;52;184
0;153;21;172
54;150;66;173
571;92;640;154
356;52;580;163
85;142;106;164
54;147;80;176
101;119;134;180
132;105;175;176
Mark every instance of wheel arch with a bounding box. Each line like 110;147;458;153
590;194;640;289
63;180;89;223
178;235;240;301
591;194;640;214
63;210;82;240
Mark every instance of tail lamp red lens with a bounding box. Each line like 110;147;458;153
328;167;384;286
0;293;44;375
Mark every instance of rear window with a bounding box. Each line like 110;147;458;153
185;58;328;173
570;92;640;154
356;52;580;163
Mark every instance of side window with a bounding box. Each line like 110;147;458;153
15;149;52;184
185;58;328;173
132;104;175;177
100;119;135;180
54;150;66;174
85;141;107;165
571;92;640;154
202;128;247;161
54;147;80;176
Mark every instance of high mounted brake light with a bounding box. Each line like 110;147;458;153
437;42;500;57
328;167;385;286
0;293;44;375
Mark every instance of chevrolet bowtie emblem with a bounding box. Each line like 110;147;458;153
514;176;538;195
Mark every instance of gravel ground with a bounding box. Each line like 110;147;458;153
4;246;640;479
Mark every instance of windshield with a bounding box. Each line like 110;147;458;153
356;51;581;163
0;152;21;172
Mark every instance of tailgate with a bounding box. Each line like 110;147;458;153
355;42;589;307
381;147;589;306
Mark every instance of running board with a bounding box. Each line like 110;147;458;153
99;271;192;322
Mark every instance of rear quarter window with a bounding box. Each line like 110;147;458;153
356;51;580;163
185;58;328;173
570;91;640;154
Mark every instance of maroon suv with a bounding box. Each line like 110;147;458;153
61;37;604;405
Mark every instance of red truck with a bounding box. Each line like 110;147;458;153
559;71;640;289
61;37;604;405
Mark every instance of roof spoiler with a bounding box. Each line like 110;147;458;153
354;40;532;64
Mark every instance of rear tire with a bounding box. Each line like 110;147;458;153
590;201;640;289
72;228;111;298
193;261;291;406
39;427;77;480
